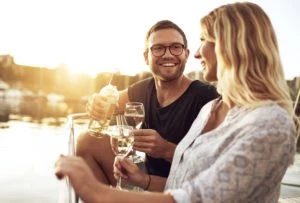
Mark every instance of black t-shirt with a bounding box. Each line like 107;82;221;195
128;77;218;177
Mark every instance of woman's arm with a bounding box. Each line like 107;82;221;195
55;155;174;203
114;158;167;192
98;185;175;203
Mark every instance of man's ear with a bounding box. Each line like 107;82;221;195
185;48;190;59
144;51;149;65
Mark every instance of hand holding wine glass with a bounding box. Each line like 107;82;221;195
108;118;134;190
124;102;146;163
87;83;119;138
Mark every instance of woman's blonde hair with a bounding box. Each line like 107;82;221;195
200;2;294;117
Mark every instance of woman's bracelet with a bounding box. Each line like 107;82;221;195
144;174;151;190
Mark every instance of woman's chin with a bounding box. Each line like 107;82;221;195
203;73;217;83
202;71;209;81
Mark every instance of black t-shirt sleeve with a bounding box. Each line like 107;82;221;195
127;77;154;103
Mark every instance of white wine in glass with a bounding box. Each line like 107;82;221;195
124;102;146;191
108;124;134;189
110;127;134;157
124;102;145;129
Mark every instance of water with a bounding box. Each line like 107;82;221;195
0;120;72;203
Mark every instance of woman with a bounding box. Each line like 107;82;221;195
55;2;297;202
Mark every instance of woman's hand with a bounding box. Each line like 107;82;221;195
55;155;101;200
113;157;149;189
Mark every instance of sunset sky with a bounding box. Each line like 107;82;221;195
0;0;299;79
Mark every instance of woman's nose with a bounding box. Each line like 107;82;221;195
194;47;201;59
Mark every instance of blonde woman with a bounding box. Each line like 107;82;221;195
55;2;297;202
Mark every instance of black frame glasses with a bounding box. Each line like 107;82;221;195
150;43;185;57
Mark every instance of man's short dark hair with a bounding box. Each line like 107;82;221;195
144;20;188;53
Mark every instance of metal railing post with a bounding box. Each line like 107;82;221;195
65;113;89;203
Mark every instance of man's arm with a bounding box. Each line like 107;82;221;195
86;89;129;119
162;141;176;162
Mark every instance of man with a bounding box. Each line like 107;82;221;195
76;20;218;187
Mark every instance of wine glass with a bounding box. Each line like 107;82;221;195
124;102;146;168
108;121;134;189
124;102;145;130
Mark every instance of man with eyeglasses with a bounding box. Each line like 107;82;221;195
76;20;218;188
150;43;185;57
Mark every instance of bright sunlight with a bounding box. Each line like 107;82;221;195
0;0;299;79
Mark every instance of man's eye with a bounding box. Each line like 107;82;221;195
153;46;164;51
172;45;182;49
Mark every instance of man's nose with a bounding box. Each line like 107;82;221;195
162;47;173;57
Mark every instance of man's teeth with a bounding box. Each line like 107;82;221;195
162;63;175;67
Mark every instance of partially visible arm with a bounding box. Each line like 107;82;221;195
55;155;174;203
146;175;168;192
95;184;175;203
114;158;167;192
86;89;129;120
162;142;176;162
133;129;177;162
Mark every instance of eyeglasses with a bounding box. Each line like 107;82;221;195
150;43;185;57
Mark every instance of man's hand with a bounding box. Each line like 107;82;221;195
133;129;176;161
86;94;113;120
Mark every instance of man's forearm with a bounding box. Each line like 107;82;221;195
163;142;176;162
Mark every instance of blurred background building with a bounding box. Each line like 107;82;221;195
1;54;299;127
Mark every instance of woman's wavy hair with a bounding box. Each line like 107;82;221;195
200;2;294;117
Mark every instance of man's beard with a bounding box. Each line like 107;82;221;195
150;63;186;82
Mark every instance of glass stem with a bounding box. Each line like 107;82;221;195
116;176;122;190
116;154;123;190
131;149;139;163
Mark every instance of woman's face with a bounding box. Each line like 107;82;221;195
194;35;217;82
